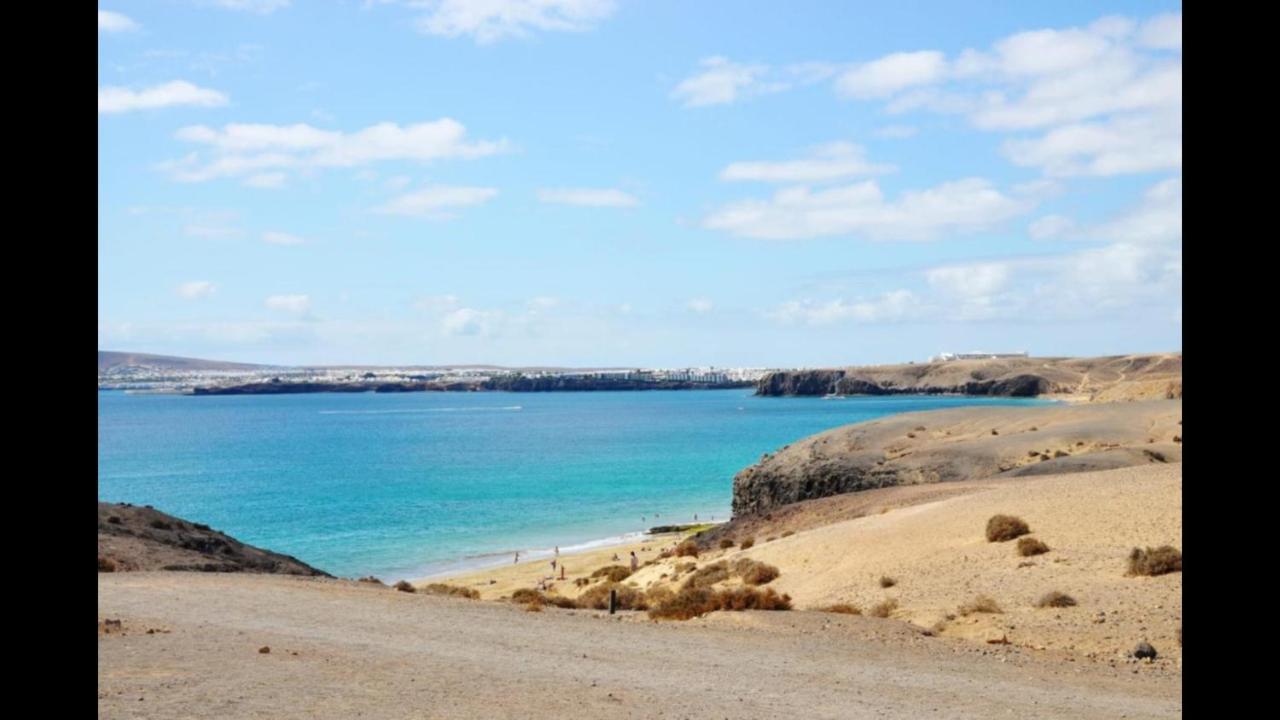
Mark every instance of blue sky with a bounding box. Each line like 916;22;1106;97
98;1;1182;367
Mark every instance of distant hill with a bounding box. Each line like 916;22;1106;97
98;351;276;372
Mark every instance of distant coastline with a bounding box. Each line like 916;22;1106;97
190;377;755;395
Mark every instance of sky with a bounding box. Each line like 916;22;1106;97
98;0;1182;368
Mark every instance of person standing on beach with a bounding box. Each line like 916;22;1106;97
514;552;519;564
629;551;638;573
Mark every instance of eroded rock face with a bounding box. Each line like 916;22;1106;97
731;400;1183;517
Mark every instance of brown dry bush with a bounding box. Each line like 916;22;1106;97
684;561;730;589
357;576;384;585
647;586;791;620
822;604;861;615
718;587;791;611
423;583;480;600
958;595;1002;615
781;530;795;538
765;536;777;542
986;515;1030;542
510;588;543;603
590;565;633;582
879;575;897;588
574;577;590;587
740;562;780;586
1127;546;1182;576
1035;591;1076;608
1017;537;1050;556
576;582;647;610
869;599;898;618
674;541;700;558
719;539;735;549
393;580;416;593
740;537;755;550
98;556;117;572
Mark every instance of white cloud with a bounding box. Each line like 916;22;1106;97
671;56;783;107
263;231;305;246
265;294;311;314
926;263;1009;298
537;187;639;207
183;224;240;239
835;51;947;99
873;125;918;139
1138;12;1182;50
1090;176;1181;245
375;185;498;218
442;307;499;336
705;177;1025;241
1001;109;1181;177
214;0;290;13
409;0;616;43
99;81;229;114
767;291;920;325
244;172;287;188
176;281;216;300
166;119;507;182
1028;214;1075;240
719;142;894;183
686;298;714;314
98;10;139;32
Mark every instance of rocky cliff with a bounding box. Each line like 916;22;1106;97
731;399;1182;517
755;353;1181;401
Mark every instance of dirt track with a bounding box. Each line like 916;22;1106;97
99;572;1181;719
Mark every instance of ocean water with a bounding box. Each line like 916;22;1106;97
98;389;1049;580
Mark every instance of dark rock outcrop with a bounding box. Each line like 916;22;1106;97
98;502;329;576
731;400;1183;517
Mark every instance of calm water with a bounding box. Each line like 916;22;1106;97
98;389;1048;579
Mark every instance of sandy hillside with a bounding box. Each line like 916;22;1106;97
621;463;1181;662
100;571;1181;719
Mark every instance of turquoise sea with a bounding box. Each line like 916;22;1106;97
98;389;1048;580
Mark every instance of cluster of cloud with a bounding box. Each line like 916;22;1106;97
99;10;139;32
99;81;228;114
213;0;291;13
766;175;1181;326
537;187;639;207
676;12;1181;180
160;119;507;187
374;0;617;44
374;185;499;218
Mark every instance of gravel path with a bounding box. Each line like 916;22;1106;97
99;573;1181;719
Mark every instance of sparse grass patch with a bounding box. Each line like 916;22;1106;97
822;604;861;615
590;565;633;582
674;541;699;558
1017;537;1050;556
740;537;755;550
423;583;480;600
393;580;416;593
869;599;899;618
879;575;897;588
1127;546;1182;576
959;595;1002;615
1035;591;1077;608
986;514;1030;542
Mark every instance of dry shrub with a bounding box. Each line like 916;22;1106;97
657;549;673;559
719;539;735;549
423;583;480;600
148;519;173;530
740;537;755;550
986;514;1030;542
683;561;730;589
510;588;543;603
644;585;674;608
590;565;633;582
765;536;777;543
576;582;647;610
781;530;795;538
675;561;697;573
879;575;897;588
1127;546;1182;576
647;586;791;620
674;541;699;558
524;599;544;612
822;604;861;615
357;576;384;585
1035;591;1076;608
740;561;780;586
393;580;416;593
574;577;590;587
98;556;117;572
959;595;1002;615
869;599;898;618
1017;537;1050;557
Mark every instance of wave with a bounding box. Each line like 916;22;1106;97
319;406;522;415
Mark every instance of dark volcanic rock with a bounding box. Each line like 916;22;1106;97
97;502;330;576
